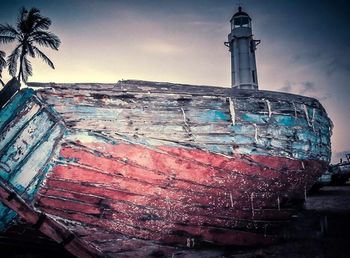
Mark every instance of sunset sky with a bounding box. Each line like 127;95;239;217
0;0;349;162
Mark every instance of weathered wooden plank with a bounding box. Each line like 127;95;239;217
102;126;329;163
0;89;35;130
0;101;41;151
48;163;276;210
9;123;65;194
41;178;294;221
52;106;233;127
38;203;274;247
29;80;329;122
39;187;286;232
36;193;282;238
0;208;16;231
43;135;326;216
39;91;227;111
64;130;326;193
36;82;330;125
0;182;102;257
58;141;281;191
0;111;54;179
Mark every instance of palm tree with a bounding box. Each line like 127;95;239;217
0;50;6;86
0;7;60;83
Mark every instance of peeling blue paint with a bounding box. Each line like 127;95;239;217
273;115;296;126
0;111;54;179
206;144;231;154
266;126;294;138
321;135;329;144
270;139;285;149
0;206;16;232
0;203;9;219
232;146;267;156
272;115;310;127
26;162;55;200
241;114;269;124
314;112;331;127
0;90;65;232
0;102;40;152
198;110;230;123
229;124;256;135
232;135;254;144
58;105;124;118
292;141;310;152
10;124;64;194
296;131;318;143
195;134;234;144
0;89;35;130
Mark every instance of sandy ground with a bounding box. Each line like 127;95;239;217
224;184;350;258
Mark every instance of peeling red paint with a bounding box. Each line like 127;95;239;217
35;141;327;248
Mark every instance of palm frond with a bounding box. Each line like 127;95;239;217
0;24;19;37
27;44;35;58
24;8;42;33
21;56;32;82
0;50;6;69
33;17;51;31
7;46;21;77
0;50;5;60
33;46;54;69
18;7;28;20
32;31;61;50
0;35;16;44
17;7;28;31
28;8;40;17
0;50;5;84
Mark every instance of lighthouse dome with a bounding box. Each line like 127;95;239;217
232;7;250;18
230;7;251;28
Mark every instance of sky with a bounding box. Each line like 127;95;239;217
0;0;349;163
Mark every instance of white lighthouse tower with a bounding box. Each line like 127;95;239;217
225;7;260;90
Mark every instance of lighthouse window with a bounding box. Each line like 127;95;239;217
241;17;249;27
252;71;256;83
234;18;241;28
234;17;250;28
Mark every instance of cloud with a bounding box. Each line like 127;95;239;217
326;58;350;77
186;19;226;33
278;81;315;94
138;40;185;55
291;51;322;64
278;81;292;93
300;81;315;94
277;80;331;102
317;93;332;102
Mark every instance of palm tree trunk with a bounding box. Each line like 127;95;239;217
17;49;25;82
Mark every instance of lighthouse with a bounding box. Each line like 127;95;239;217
225;7;260;90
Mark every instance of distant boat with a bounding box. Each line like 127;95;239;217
0;80;332;257
329;154;350;185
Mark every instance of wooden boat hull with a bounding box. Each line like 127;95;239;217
0;80;332;256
